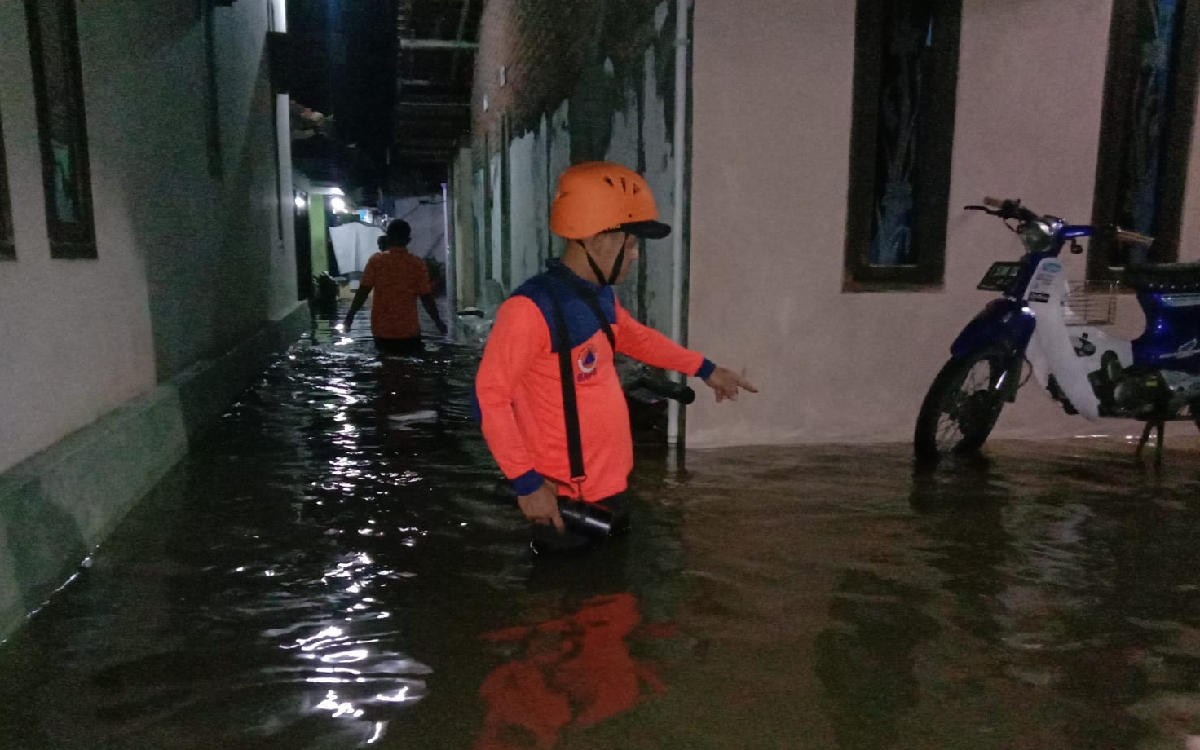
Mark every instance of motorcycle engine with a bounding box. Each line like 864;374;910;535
1112;368;1173;418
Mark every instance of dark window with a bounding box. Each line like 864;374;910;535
844;0;961;291
1090;0;1199;277
26;0;96;259
0;106;14;261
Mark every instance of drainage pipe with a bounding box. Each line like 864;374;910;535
667;0;691;446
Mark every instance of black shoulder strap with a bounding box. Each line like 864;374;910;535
544;267;624;492
547;290;586;485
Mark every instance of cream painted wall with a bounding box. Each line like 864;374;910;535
1183;84;1200;262
0;1;156;473
686;0;1191;448
0;0;296;472
271;0;299;321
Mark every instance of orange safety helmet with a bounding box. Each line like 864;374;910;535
549;161;671;240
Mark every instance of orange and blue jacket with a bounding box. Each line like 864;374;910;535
474;265;714;502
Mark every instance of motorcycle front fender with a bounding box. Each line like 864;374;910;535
950;298;1035;359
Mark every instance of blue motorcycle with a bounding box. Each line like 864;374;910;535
914;197;1200;464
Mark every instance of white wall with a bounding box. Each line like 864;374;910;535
1183;84;1200;263
636;45;678;335
596;47;678;328
392;196;446;260
272;0;298;318
499;103;566;297
451;148;475;307
508;121;548;290
177;0;296;372
546;102;571;267
490;152;504;291
0;0;296;473
686;0;1179;448
0;1;157;474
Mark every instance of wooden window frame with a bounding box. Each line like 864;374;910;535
26;0;97;259
843;0;962;292
1089;0;1200;280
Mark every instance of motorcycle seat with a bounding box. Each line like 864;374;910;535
1120;262;1200;292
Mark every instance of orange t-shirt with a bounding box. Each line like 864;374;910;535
475;270;709;502
360;247;432;339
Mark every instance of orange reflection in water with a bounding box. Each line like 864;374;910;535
475;592;670;750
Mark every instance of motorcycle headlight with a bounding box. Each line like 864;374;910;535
1019;221;1053;253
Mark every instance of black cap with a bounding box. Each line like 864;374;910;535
620;220;672;239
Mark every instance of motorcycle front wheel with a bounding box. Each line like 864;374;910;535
914;347;1014;462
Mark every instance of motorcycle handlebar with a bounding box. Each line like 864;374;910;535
964;197;1039;223
1115;227;1154;246
968;198;1160;248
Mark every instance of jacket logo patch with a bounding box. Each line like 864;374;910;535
576;344;599;382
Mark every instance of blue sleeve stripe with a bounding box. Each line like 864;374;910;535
696;359;716;380
511;470;544;496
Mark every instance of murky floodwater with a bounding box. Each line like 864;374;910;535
4;308;1200;750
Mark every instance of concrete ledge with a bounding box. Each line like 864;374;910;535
0;302;309;639
173;303;310;441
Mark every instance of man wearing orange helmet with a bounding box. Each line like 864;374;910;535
474;161;756;553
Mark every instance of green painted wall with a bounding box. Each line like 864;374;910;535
309;197;329;284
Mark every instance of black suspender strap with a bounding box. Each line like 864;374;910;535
544;267;620;492
548;290;587;484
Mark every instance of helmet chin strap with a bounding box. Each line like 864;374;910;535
582;233;629;286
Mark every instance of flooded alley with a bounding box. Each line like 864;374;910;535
3;312;1200;750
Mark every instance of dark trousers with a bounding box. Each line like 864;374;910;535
374;336;425;355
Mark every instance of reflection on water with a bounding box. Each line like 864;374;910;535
475;592;669;750
2;307;1200;749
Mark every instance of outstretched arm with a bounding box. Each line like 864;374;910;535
702;366;758;402
614;302;710;376
614;302;757;401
